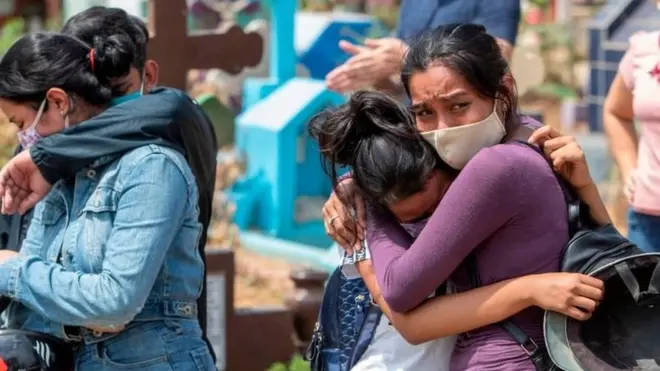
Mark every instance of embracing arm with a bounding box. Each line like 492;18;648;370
358;260;531;344
368;146;534;312
0;152;191;327
358;258;601;345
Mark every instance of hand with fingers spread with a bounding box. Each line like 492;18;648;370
526;272;604;321
326;38;408;93
528;125;594;189
323;177;366;254
0;149;51;215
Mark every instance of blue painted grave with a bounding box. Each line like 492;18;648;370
243;7;375;111
231;0;383;270
294;11;375;80
229;78;343;249
587;0;660;131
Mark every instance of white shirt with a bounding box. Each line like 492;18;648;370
337;244;455;371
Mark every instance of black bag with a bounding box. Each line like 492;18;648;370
0;329;74;370
467;141;642;371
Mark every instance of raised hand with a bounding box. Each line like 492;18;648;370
0;150;52;215
322;177;366;254
528;125;594;189
326;38;408;93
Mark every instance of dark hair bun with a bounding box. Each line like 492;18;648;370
309;90;418;166
91;32;135;79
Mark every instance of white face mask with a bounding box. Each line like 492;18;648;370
421;102;505;169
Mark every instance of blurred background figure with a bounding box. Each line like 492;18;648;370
325;0;521;94
603;0;660;253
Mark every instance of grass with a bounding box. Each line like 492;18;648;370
266;355;311;371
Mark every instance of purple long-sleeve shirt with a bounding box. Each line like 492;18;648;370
367;142;568;371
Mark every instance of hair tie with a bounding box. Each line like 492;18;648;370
88;49;96;72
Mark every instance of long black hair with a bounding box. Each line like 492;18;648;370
402;23;519;133
309;91;455;207
0;31;135;109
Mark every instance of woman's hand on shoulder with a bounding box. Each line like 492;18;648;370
322;178;366;254
524;272;603;321
528;125;594;189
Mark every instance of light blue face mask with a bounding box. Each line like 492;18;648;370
111;73;146;106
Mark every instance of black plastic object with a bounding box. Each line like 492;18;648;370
0;329;74;370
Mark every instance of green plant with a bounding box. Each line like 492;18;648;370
267;355;311;371
0;18;26;55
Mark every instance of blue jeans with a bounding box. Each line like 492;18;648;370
74;319;215;370
627;209;660;253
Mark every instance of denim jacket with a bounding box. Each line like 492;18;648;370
0;89;218;361
0;144;203;342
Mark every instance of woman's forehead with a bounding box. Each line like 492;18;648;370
0;99;34;123
410;65;476;101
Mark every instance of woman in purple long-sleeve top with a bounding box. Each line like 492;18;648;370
317;24;612;370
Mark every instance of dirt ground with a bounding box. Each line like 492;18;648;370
232;247;297;307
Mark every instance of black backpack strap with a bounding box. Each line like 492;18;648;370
466;252;549;369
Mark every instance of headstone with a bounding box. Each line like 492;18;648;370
196;93;236;148
205;246;297;371
147;0;264;90
231;78;343;247
205;249;234;371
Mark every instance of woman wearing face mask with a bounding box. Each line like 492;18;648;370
312;91;606;371
321;24;610;371
0;32;215;369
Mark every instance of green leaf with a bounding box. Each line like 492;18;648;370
266;362;288;371
289;355;311;371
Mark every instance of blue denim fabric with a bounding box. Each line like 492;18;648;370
396;0;520;45
74;319;214;370
627;209;660;253
0;144;211;369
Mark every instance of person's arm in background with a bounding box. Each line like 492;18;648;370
356;259;602;345
474;0;521;62
29;88;189;185
603;43;638;201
